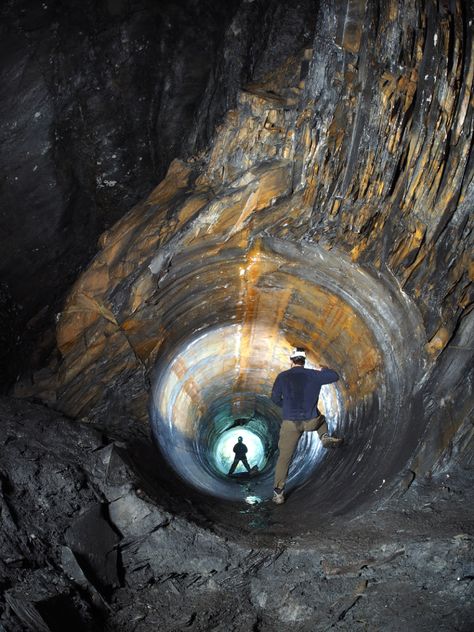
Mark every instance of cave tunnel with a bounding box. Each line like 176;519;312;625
148;236;425;520
1;0;473;630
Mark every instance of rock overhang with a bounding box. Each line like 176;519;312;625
22;152;428;519
2;1;473;629
146;232;425;508
15;0;473;533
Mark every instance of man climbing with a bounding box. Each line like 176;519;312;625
270;347;343;504
227;436;252;475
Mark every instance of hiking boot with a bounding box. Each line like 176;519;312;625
272;487;285;504
321;433;343;448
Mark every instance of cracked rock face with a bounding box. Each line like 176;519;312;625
1;0;473;630
15;0;473;524
0;398;473;631
1;0;314;383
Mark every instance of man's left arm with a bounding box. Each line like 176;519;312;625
318;367;339;384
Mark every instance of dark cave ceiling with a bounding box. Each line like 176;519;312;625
0;0;316;385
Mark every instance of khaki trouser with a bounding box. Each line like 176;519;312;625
274;415;328;490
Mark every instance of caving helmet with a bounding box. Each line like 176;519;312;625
290;347;306;360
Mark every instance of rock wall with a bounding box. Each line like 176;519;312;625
17;0;473;500
2;2;474;629
1;397;472;631
0;0;316;384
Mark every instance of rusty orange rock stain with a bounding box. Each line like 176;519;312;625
20;12;472;426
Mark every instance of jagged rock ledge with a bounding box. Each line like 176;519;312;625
1;397;472;631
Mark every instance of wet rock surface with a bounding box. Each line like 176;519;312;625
1;397;473;631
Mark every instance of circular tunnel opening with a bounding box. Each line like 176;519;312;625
148;236;425;524
150;320;344;503
213;427;265;475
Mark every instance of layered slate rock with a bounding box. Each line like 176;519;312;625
18;0;473;498
1;397;473;632
0;0;316;388
3;2;474;631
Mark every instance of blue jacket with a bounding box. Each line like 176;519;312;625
271;366;339;421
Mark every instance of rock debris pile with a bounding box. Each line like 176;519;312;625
0;0;473;629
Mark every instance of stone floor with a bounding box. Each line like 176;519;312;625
1;397;472;632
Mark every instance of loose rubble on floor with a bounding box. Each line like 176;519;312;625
1;398;472;631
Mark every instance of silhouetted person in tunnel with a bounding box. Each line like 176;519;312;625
270;347;343;504
227;436;252;475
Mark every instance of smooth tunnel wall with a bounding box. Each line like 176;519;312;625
149;236;426;514
151;324;340;499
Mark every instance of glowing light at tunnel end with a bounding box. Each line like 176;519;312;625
213;428;266;475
